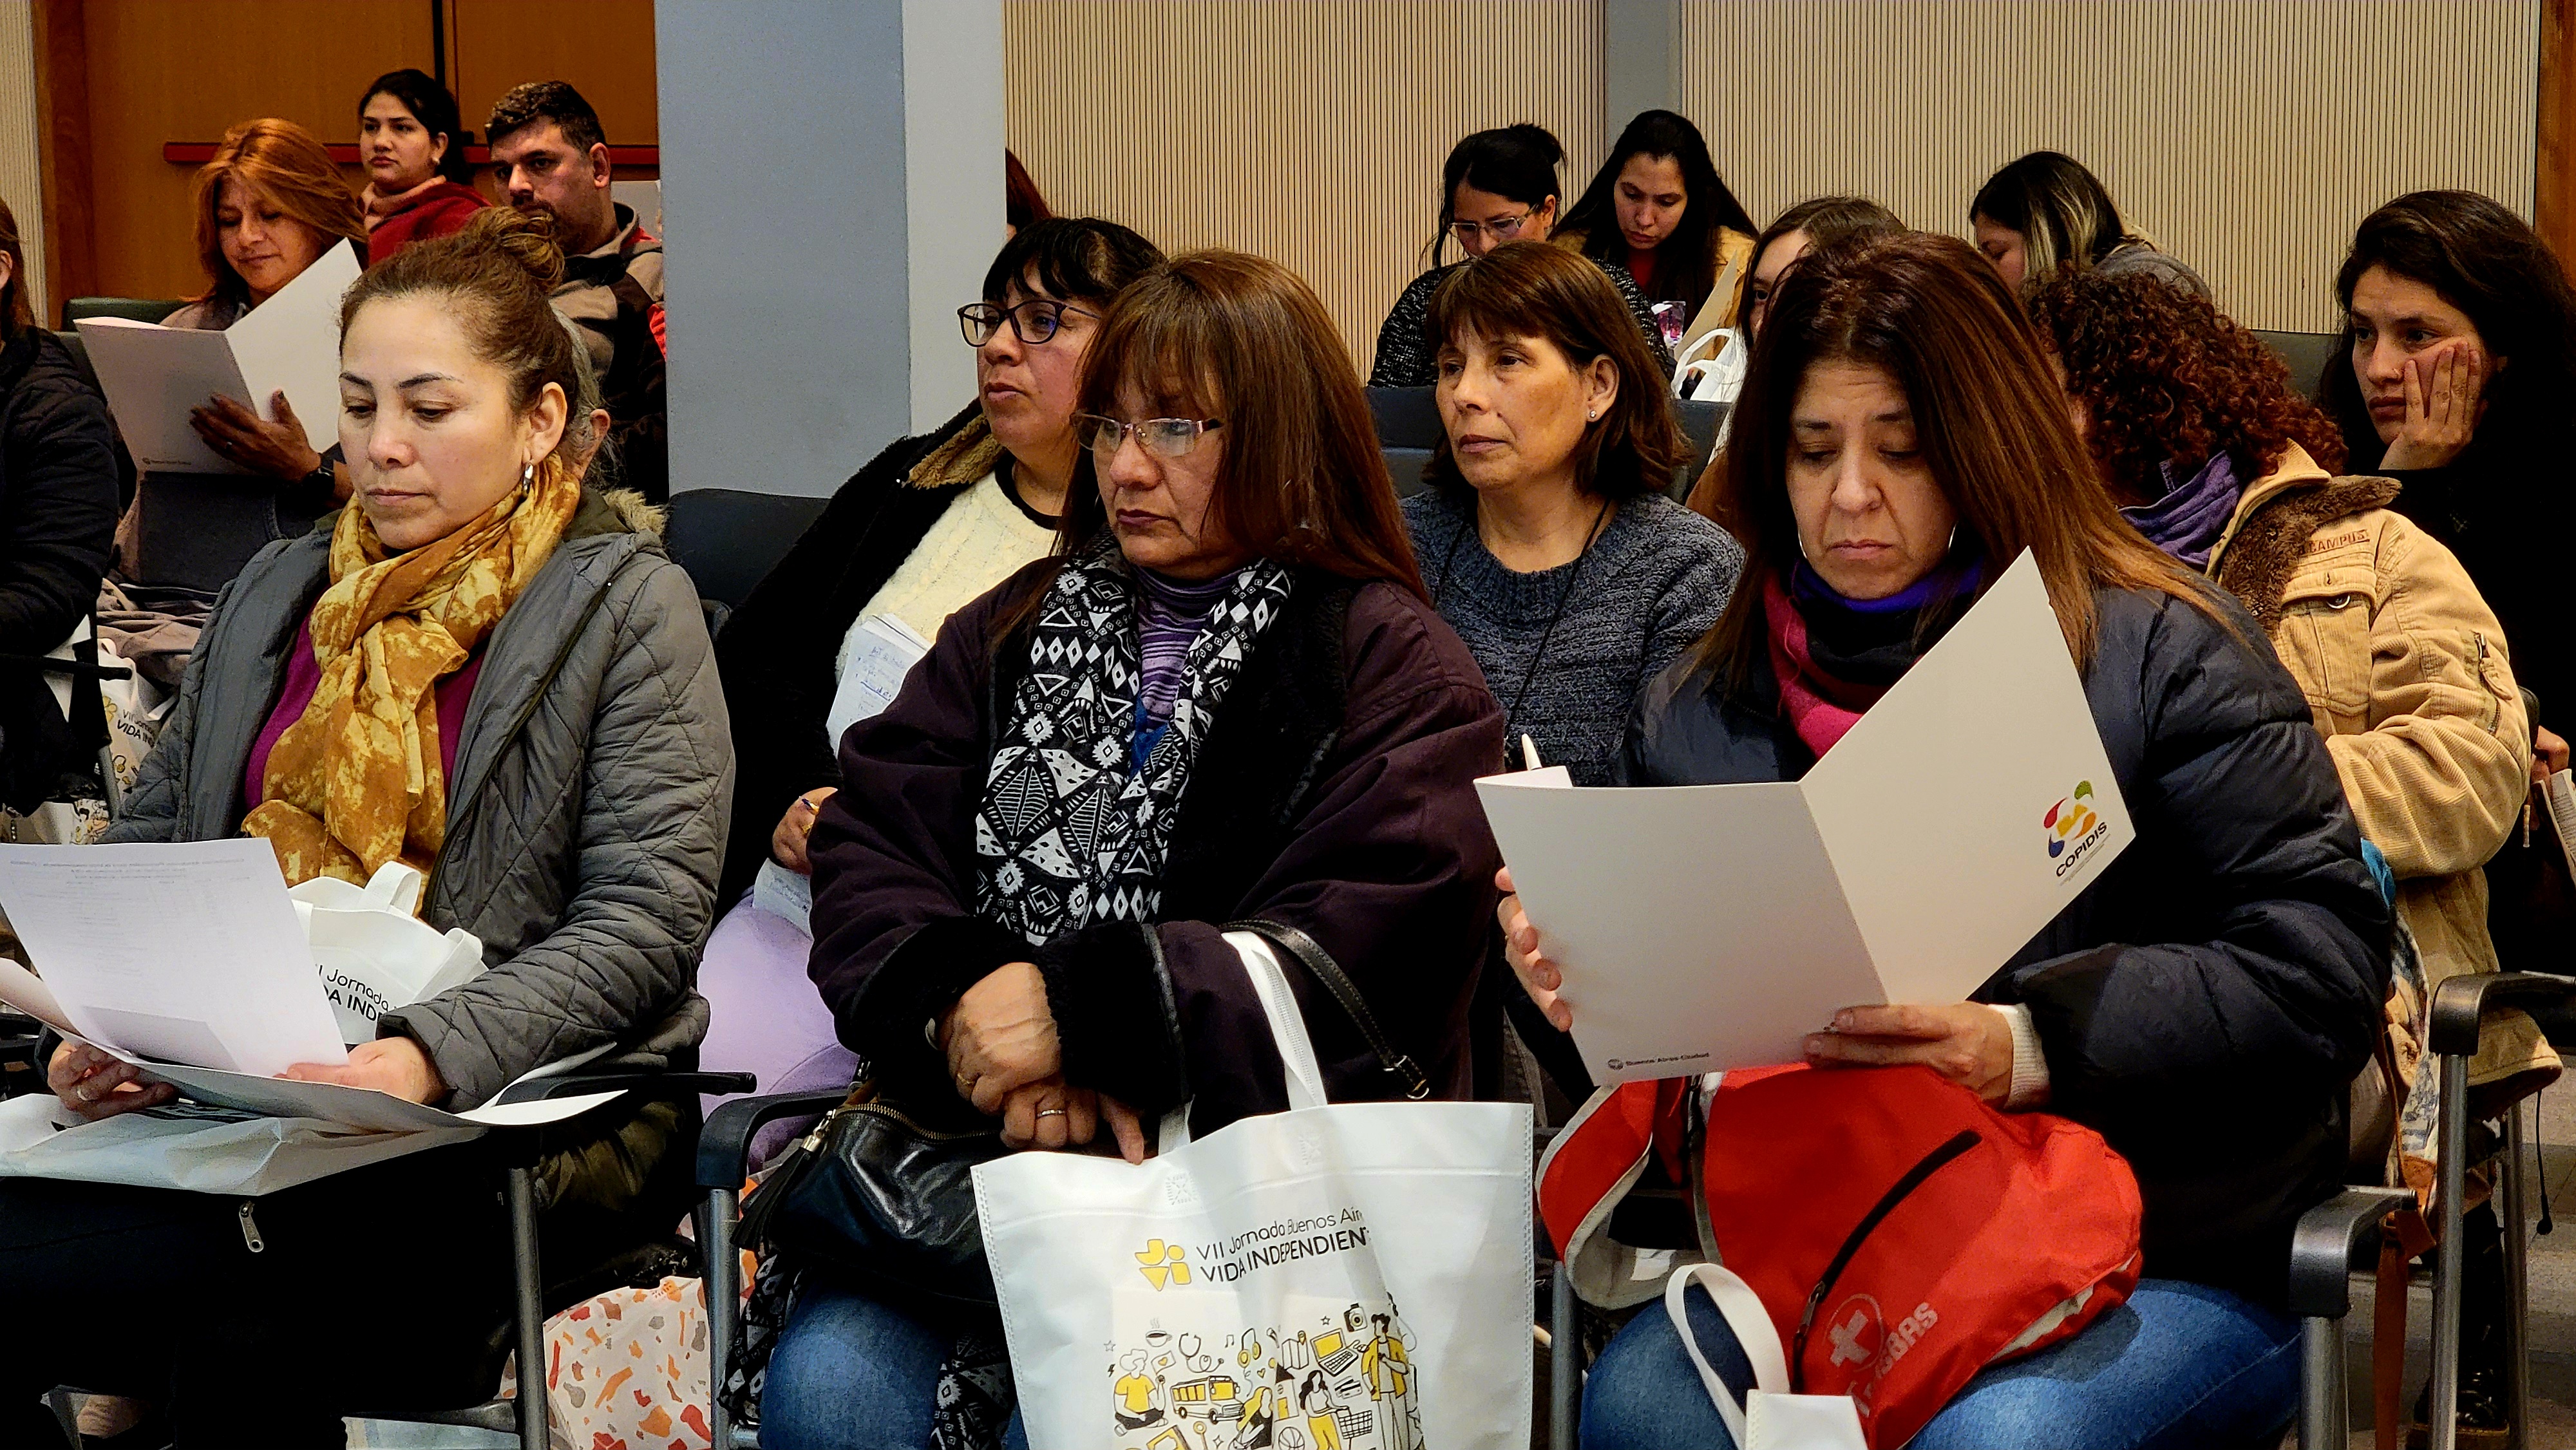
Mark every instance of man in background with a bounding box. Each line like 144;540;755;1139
487;80;668;502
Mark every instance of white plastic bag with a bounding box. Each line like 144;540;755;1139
290;862;485;1044
974;932;1533;1450
0;1091;476;1196
1673;326;1748;402
1665;1263;1868;1449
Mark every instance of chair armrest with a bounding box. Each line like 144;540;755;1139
491;1069;757;1107
697;1089;850;1191
2287;1186;2412;1318
2429;972;2576;1057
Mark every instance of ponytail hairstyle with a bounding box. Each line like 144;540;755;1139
341;207;598;468
1558;109;1756;308
1969;151;2141;291
359;68;477;187
1426;124;1566;268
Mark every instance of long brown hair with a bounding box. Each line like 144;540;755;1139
2027;268;2346;502
1420;241;1686;500
1045;250;1422;605
191;119;367;311
1703;231;2219;688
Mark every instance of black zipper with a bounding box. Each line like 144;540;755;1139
1788;1129;1982;1388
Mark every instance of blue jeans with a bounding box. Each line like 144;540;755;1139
1581;1277;2300;1450
762;1280;1028;1450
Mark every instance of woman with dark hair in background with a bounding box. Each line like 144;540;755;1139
2034;265;2547;1442
1682;194;1906;523
357;68;487;265
1370;123;1671;386
0;193;121;816
1555;109;1759;347
1970;149;2206;298
697;218;1164;1122
1408;240;1740;784
1508;234;2385;1447
756;250;1502;1447
2321;190;2576;981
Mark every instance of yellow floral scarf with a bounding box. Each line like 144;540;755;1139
244;457;582;889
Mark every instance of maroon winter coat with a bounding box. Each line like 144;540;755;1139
804;560;1506;1134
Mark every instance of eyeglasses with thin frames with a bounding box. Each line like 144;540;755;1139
958;298;1099;348
1075;414;1224;459
1450;209;1537;245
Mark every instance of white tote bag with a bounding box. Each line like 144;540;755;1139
1663;1264;1868;1450
974;931;1533;1450
289;862;486;1044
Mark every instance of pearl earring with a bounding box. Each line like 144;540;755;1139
1586;409;1598;422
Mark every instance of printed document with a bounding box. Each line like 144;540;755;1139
1478;551;2135;1083
75;240;361;473
826;613;934;742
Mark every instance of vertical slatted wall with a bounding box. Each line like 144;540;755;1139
1004;0;1607;368
0;0;45;325
1679;0;2539;332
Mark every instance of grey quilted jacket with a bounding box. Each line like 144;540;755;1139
105;489;732;1108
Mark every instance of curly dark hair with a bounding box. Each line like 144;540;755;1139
2026;269;2345;503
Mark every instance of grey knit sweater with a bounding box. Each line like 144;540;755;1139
1406;485;1742;785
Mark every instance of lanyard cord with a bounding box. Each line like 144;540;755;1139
1435;494;1615;766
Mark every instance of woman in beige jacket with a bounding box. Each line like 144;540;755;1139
2034;267;2544;1440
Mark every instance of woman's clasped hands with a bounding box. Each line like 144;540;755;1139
939;961;1147;1162
1496;866;2018;1104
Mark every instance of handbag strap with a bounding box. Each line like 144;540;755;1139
1163;930;1334;1156
1222;918;1430;1099
1663;1261;1792;1445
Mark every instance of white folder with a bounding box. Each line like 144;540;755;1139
75;240;361;474
1477;551;2134;1084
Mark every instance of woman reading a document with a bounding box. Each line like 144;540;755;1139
1502;232;2390;1448
0;209;727;1447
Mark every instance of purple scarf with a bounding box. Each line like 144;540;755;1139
2121;452;2241;570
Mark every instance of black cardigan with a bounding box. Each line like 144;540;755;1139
0;328;122;807
712;403;990;901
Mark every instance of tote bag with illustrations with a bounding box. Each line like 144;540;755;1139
974;930;1533;1450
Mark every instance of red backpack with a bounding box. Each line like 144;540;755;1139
1539;1064;2143;1448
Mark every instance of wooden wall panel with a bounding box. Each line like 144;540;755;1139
2540;0;2575;267
0;0;48;324
1678;0;2540;333
54;0;657;303
450;0;657;147
1005;0;1607;368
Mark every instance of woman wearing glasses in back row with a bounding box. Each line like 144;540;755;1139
1370;124;1675;387
696;219;1164;1122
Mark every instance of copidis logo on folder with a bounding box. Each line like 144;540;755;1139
1135;1239;1191;1290
2044;781;2109;877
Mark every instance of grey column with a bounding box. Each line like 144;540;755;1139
1603;0;1681;135
656;0;1004;496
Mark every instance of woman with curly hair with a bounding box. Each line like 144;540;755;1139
2032;267;2544;1441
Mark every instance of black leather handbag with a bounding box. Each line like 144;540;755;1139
737;1078;1010;1313
737;918;1425;1314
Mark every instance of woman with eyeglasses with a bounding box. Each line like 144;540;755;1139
1369;124;1674;388
758;250;1504;1447
696;219;1163;1124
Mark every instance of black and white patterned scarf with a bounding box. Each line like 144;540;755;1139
977;536;1294;943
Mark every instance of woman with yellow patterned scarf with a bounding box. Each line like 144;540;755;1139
0;208;730;1447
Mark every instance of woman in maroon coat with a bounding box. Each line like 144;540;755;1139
357;70;487;266
765;250;1507;1446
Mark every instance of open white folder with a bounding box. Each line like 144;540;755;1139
75;240;361;474
1477;551;2135;1084
0;840;616;1132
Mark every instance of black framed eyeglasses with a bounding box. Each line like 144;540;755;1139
1075;413;1224;459
958;298;1098;348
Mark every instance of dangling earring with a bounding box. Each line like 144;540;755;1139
520;461;537;494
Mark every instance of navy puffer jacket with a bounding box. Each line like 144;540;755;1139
1611;579;2392;1302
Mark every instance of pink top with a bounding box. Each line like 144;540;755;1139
244;617;487;814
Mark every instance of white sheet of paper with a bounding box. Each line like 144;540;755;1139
0;840;348;1076
752;860;815;936
73;240;359;472
115;1060;623;1132
826;613;934;743
2547;771;2576;881
1477;551;2134;1083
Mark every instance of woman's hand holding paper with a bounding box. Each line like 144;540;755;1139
48;1042;176;1121
1496;867;1573;1033
189;391;324;482
282;1037;446;1103
1803;1003;2015;1103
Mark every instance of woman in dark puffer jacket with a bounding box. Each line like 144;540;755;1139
1503;233;2390;1449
